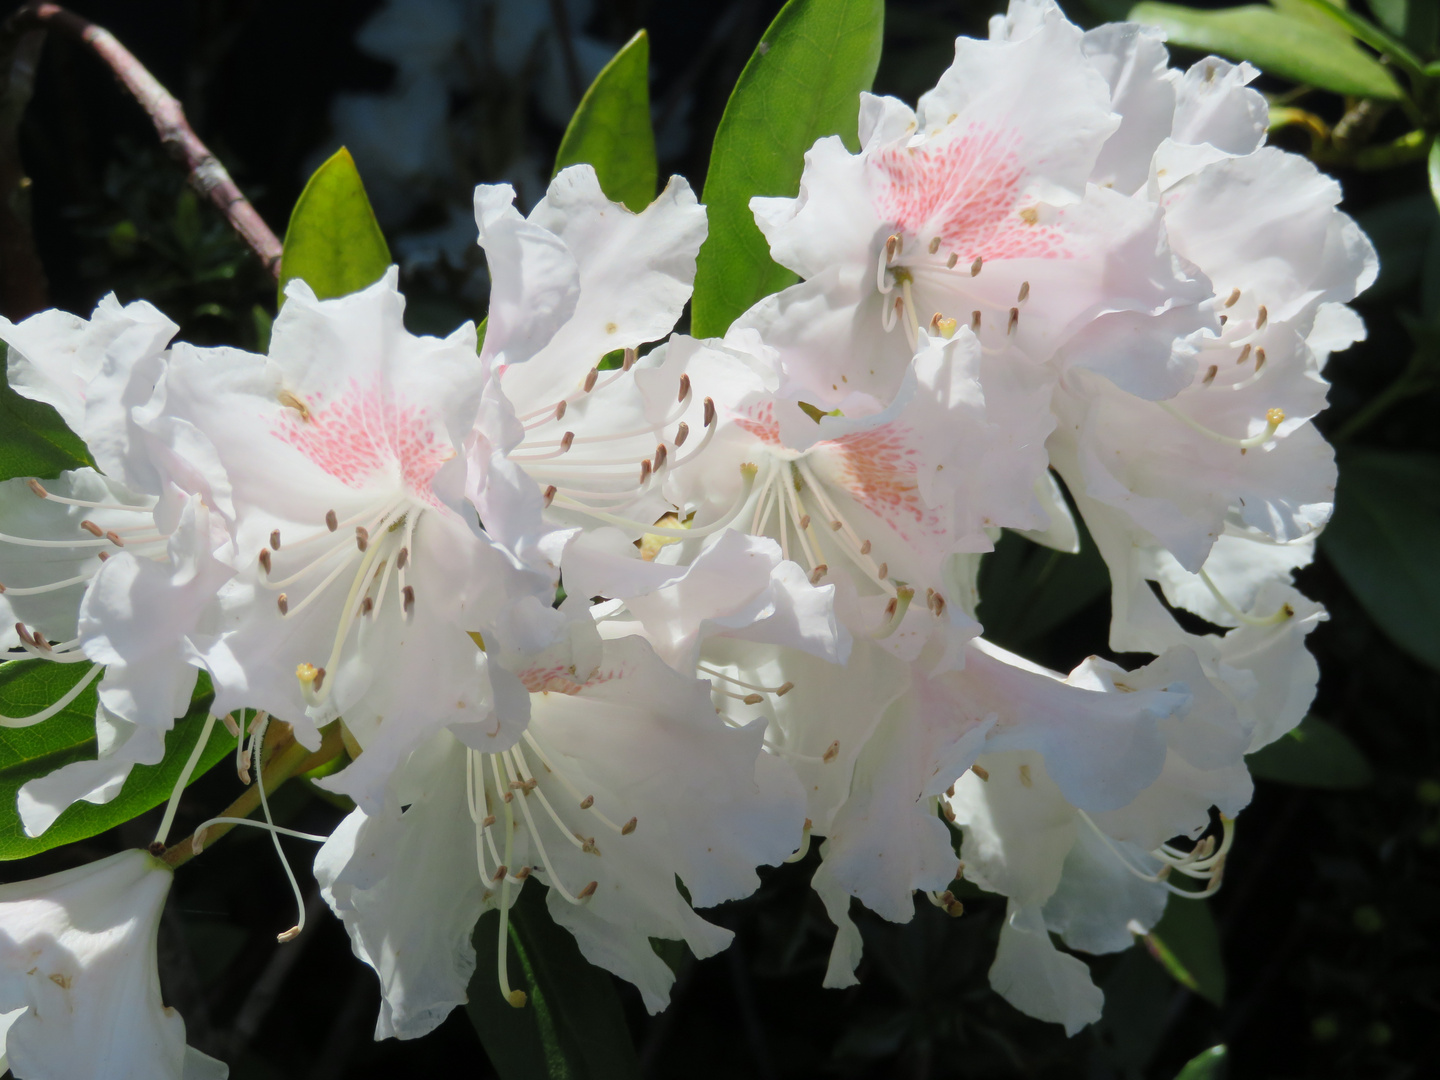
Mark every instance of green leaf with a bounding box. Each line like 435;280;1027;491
690;0;884;338
977;520;1110;650
1127;4;1404;99
278;148;393;308
0;665;233;859
1174;1044;1228;1080
467;883;640;1080
1247;715;1374;789
1321;448;1440;672
1139;897;1226;1006
0;344;94;483
554;31;656;213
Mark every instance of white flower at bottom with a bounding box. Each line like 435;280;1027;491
0;850;225;1080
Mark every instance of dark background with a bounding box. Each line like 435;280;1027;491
3;1;1438;1077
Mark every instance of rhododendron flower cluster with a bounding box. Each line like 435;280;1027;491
0;0;1373;1073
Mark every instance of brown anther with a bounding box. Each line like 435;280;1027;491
1255;347;1266;370
577;881;598;900
554;399;567;422
396;546;409;569
584;368;599;394
559;431;575;453
325;509;338;531
277;593;289;615
105;530;124;547
1203;365;1218;386
944;898;964;918
885;233;900;262
580;795;594;810
27;478;47;498
481;815;496;828
946;252;959;269
543;485;558;508
269;529;282;551
946;783;955;798
674;421;690;447
1237;343;1252;364
191;827;209;856
1224;287;1240;308
970;256;983;276
704;398;716;427
971;310;981;330
403;585;415;613
639;460;652;484
97;551;109;562
148;840;166;856
1256;304;1268;329
654;444;668;470
312;667;326;692
822;740;840;763
14;622;34;648
514;866;533;880
798;514;811;531
809;564;827;585
360;596;373;616
580;836;600;855
355;526;369;552
1219;314;1228;326
1017;281;1030;303
621;817;638;835
80;519;103;537
259;548;272;574
678;373;691;402
893;296;905;316
930;311;944;332
1007;307;1019;334
932;594;946;617
971;763;990;781
491;865;508;882
928;236;942;254
859;539;871;555
942;802;956;822
877;562;888;579
502;790;513;803
220;713;241;738
623;347;637;371
776;681;795;697
883;597;898;620
742;692;765;705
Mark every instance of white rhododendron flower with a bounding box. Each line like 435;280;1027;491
0;297;236;832
0;850;225;1080
151;269;564;810
474;166;709;533
316;626;803;1027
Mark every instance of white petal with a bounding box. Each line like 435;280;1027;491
988;901;1103;1035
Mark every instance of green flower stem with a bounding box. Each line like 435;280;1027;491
1313;129;1433;171
160;719;346;869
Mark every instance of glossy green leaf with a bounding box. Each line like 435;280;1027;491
1321;449;1440;672
467;882;640;1080
1127;4;1404;100
554;31;656;213
1247;715;1374;789
278;148;392;308
1140;897;1226;1005
0;344;93;483
690;0;884;338
1174;1044;1228;1080
0;664;233;859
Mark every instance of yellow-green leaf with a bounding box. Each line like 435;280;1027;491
1247;715;1373;789
1128;4;1403;100
278;148;393;308
1140;897;1226;1006
554;31;657;213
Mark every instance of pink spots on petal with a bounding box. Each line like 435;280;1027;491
733;402;783;447
824;423;945;543
272;377;453;506
872;124;1069;261
519;663;623;695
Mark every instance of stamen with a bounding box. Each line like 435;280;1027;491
809;564;828;585
554;463;759;537
0;572;96;596
946;252;959;269
153;713;220;847
1236;344;1251;364
1197;568;1294;627
970;256;982;276
1017;281;1030;303
326;509;338;531
543;485;558;508
270;530;282;550
1224;288;1240;308
871;587;914;639
678;374;691;404
971;310;981;331
1255;304;1268;330
277;593;289;615
355;526;369;552
971;764;990;781
1007;307;1019;334
1202;365;1217;387
80;520;102;537
928;236;941;254
554;400;567;422
674;422;689;447
0;663;102;727
1157;402;1285;449
785;819;813;863
584;368;599;394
